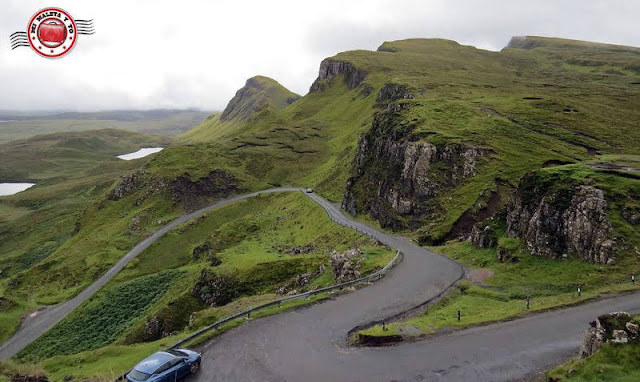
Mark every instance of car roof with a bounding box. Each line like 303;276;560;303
134;351;177;374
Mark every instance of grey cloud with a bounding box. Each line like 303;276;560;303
1;0;640;112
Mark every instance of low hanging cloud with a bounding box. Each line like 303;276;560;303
1;0;639;112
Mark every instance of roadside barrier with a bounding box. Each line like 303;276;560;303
115;249;402;380
114;189;402;380
169;249;402;349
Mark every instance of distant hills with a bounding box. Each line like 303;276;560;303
0;109;211;144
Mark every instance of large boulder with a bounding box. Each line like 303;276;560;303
579;312;639;358
330;248;363;283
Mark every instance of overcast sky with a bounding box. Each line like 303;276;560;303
1;0;639;112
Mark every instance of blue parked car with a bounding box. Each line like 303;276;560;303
126;348;201;381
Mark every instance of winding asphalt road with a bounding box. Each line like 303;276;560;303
192;191;640;382
1;187;638;382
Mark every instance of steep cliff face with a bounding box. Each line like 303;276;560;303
342;100;489;231
507;173;615;263
309;59;368;92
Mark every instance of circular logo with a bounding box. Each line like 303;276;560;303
27;8;77;58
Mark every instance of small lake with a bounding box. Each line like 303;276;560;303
0;183;35;196
117;147;164;160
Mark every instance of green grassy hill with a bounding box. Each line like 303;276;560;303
180;76;300;143
161;36;640;220
0;129;170;341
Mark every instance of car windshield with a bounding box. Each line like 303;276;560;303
128;369;151;381
166;349;188;358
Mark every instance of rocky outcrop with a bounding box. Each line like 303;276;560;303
579;312;638;358
143;316;164;339
172;170;240;210
110;172;144;200
376;83;414;103
342;104;489;230
192;270;239;307
470;224;497;248
507;175;615;263
108;171;171;207
109;169;239;210
623;206;640;225
275;264;326;295
127;215;146;235
330;248;363;283
109;171;167;201
192;243;221;266
497;247;518;263
277;244;316;255
310;59;368;92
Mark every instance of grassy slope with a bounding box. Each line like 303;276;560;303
175;37;640;232
0;130;169;342
339;37;639;239
15;192;392;379
180;76;300;143
168;75;377;202
0;110;210;144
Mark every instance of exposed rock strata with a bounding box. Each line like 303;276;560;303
376;83;414;102
310;59;368;92
507;177;614;263
342;103;488;230
172;170;240;210
192;270;239;307
110;169;239;210
470;224;497;248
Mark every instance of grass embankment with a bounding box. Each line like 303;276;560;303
356;240;640;342
11;192;393;380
